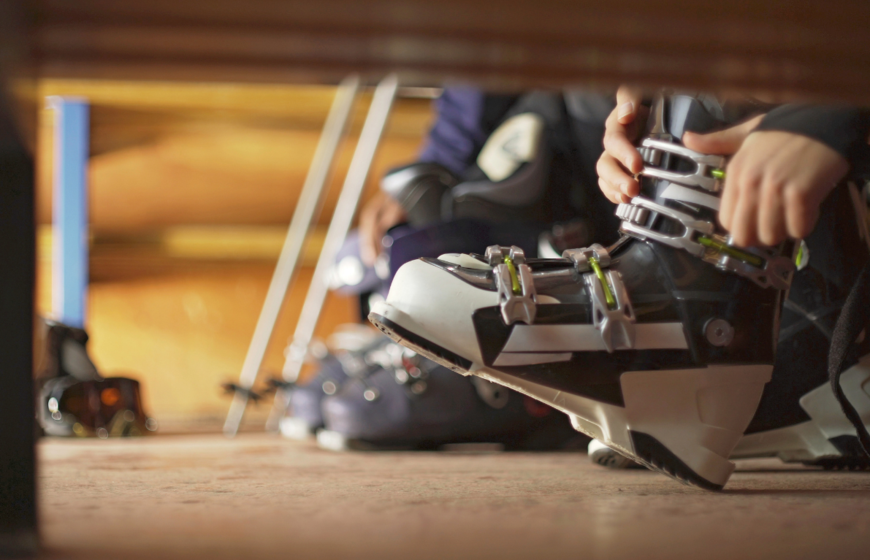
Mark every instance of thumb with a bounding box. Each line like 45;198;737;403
683;114;764;155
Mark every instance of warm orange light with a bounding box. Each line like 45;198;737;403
100;388;121;407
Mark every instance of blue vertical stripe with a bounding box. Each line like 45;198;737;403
50;97;89;328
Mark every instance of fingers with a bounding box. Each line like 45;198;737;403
602;85;647;177
719;131;847;248
728;171;761;247
757;177;787;246
615;86;644;126
603;128;644;175
597;86;645;202
599;178;630;204
718;157;738;233
596;153;640;201
682;114;764;155
359;193;408;266
784;187;821;240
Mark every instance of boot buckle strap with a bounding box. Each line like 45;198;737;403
618;197;795;290
488;245;537;325
584;268;636;353
639;138;727;193
618;196;714;257
563;244;636;352
562;243;611;271
485;244;526;266
699;235;795;290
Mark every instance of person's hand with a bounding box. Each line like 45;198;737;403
684;122;849;247
596;86;649;204
359;192;407;266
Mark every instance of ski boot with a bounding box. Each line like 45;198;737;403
279;325;382;440
370;93;797;490
36;318;156;437
588;184;870;471
318;337;588;451
735;183;870;469
279;353;353;440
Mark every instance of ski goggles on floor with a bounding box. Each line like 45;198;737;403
39;376;157;438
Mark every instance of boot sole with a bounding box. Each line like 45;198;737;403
279;417;318;441
315;429;581;453
370;310;771;491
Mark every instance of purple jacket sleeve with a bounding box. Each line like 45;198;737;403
417;87;517;175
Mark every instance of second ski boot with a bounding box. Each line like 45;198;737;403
279;353;352;440
370;94;797;490
317;337;588;451
279;325;382;440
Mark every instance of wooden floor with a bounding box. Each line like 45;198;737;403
37;434;870;560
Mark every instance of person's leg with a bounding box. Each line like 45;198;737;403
734;184;870;466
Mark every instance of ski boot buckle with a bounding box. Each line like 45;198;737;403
619;197;795;290
699;235;795;290
486;245;538;325
639;138;727;193
618;196;715;257
564;244;636;352
563;243;611;271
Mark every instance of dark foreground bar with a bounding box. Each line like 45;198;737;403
32;0;870;103
0;0;37;556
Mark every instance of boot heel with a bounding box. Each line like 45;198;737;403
477;363;771;490
622;365;773;490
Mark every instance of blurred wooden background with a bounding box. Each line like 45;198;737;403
35;80;433;431
20;0;870;431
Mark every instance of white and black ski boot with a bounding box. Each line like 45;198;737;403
588;184;870;471
370;93;798;490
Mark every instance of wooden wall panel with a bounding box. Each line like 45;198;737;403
78;128;419;232
35;80;433;231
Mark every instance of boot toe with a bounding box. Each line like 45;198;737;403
369;259;497;370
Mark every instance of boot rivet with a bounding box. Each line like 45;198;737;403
705;318;734;347
363;388;380;402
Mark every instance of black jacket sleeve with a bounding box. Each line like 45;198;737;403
755;105;870;173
